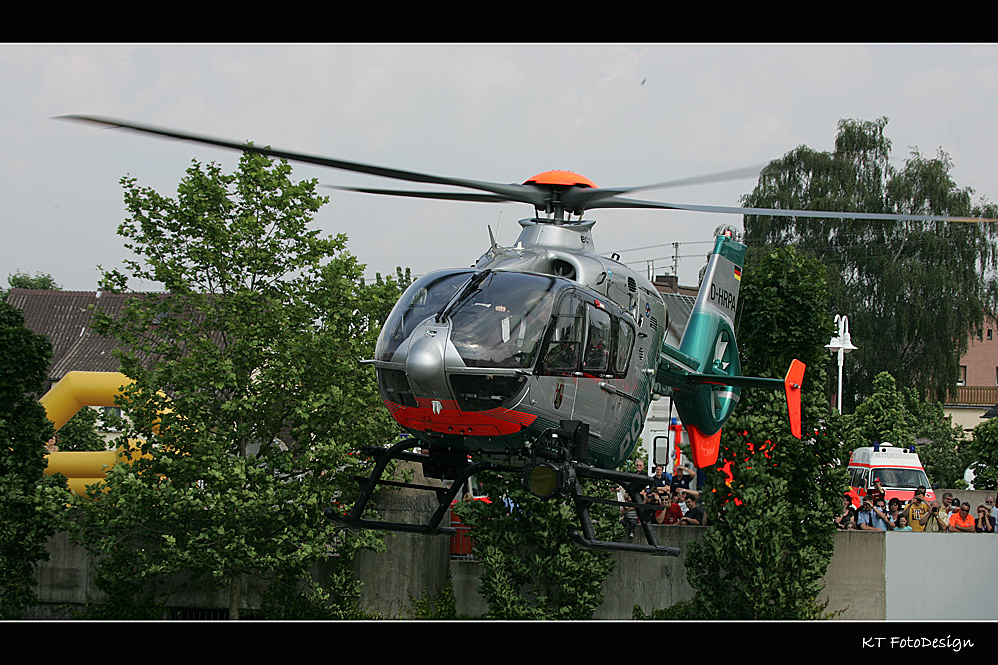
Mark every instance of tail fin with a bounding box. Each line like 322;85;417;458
672;235;745;464
658;235;805;468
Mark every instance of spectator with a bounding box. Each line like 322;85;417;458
987;496;998;533
620;491;639;538
946;496;963;524
941;492;954;514
857;499;889;531
867;478;886;505
671;463;695;491
948;501;976;533
654;487;683;525
650;464;668;489
923;501;949;533
894;515;913;532
633;458;647;477
873;498;895;530
887;497;902;525
835;493;857;530
901;486;932;532
679;494;705;525
976;504;995;533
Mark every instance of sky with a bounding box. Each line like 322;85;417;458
3;43;998;292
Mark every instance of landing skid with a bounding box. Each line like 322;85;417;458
326;426;680;556
569;464;681;557
324;438;508;536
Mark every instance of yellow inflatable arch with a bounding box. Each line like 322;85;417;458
41;371;145;497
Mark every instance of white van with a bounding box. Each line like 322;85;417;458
847;442;934;506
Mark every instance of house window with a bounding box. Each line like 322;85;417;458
958;366;967;386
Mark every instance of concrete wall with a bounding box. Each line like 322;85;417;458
448;526;998;620
31;502;998;620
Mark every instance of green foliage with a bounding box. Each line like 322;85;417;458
681;245;846;619
404;571;458;620
2;271;61;300
453;471;617;620
743;117;998;407
841;371;968;488
970;417;998;491
72;150;406;619
56;407;114;452
846;372;915;448
0;301;72;618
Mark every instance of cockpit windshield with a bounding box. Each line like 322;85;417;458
377;269;565;370
376;269;472;362
448;272;560;369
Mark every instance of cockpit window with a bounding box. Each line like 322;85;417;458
582;304;612;374
539;290;635;378
614;318;635;376
376;269;472;362
448;272;559;369
541;292;585;373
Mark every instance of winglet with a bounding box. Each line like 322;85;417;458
784;359;805;439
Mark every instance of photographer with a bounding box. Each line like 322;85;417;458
976;504;995;533
923;500;949;533
901;486;931;532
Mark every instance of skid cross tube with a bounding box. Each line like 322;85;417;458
324;438;503;536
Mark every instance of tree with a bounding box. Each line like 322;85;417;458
2;271;60;300
453;471;618;620
74;150;405;619
969;417;998;491
683;246;847;619
840;371;968;488
742;117;998;408
0;301;70;618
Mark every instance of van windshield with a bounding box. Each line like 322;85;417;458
872;467;931;490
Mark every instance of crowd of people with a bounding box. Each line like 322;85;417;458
836;480;998;534
619;460;998;538
618;460;705;537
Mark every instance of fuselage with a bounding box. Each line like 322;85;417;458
371;218;668;469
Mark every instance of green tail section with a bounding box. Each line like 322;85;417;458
658;235;746;467
655;235;804;468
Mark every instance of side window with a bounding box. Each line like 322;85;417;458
614;318;635;377
541;293;585;374
582;304;612;374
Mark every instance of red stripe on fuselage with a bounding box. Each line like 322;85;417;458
383;399;537;436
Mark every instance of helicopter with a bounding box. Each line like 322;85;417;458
61;115;990;556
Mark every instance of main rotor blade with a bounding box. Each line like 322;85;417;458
585;195;997;223
323;185;515;204
58;115;550;207
564;164;770;210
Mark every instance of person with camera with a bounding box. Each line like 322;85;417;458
901;486;932;532
923;500;949;533
976;504;995;533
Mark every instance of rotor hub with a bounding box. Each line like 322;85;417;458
523;170;597;189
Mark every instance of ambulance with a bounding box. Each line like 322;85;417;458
846;442;934;507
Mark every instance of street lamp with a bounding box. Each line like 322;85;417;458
826;314;857;414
